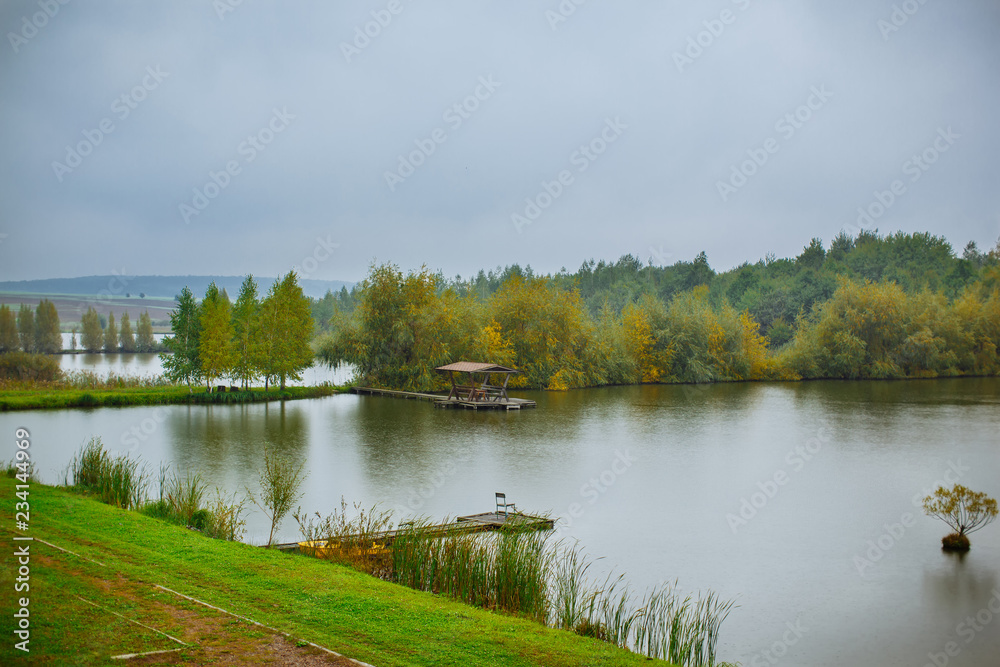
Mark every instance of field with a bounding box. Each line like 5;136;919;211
0;292;177;330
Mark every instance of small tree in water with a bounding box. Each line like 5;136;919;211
922;484;998;551
248;445;306;547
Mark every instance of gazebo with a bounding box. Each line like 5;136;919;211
435;361;521;404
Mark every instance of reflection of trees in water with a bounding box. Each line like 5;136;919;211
165;402;309;480
922;553;999;616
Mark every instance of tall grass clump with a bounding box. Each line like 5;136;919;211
67;437;148;510
165;470;206;526
202;489;249;541
137;465;246;541
633;581;734;666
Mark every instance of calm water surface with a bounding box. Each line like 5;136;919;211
5;377;999;666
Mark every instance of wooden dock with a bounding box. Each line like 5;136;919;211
352;387;536;410
272;512;553;554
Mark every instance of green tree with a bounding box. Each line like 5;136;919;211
247;445;306;547
104;312;118;352
231;275;262;389
136;311;155;352
923;484;998;551
198;282;236;391
796;238;826;270
0;305;19;352
70;328;78;351
81;307;103;353
17;304;34;353
119;311;136;353
260;272;314;390
33;299;62;354
161;287;202;389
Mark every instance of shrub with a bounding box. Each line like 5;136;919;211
0;351;61;382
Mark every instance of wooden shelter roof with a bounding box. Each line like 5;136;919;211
435;361;520;374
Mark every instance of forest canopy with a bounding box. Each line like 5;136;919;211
316;231;1000;391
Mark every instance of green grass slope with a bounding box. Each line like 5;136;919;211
0;478;672;666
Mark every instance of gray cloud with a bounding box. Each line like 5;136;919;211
1;0;998;283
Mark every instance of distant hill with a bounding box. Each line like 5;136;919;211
0;275;353;300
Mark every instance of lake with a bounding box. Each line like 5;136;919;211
56;345;350;386
5;375;999;666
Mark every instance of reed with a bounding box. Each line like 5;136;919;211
633;581;734;667
203;488;249;541
67;437;148;510
165;470;206;526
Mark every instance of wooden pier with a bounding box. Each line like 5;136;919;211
352;386;536;410
273;512;553;554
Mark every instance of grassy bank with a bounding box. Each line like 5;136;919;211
0;477;672;666
0;384;345;411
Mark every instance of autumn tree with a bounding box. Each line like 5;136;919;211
81;307;104;353
198;282;236;391
259;272;314;390
119;311;136;353
136;311;155;352
104;312;118;352
231;275;262;389
34;299;62;354
923;484;998;551
621;294;675;384
161;287;202;389
0;305;19;352
489;275;592;389
17;305;34;353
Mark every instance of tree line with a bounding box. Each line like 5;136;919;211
78;307;157;353
317;231;1000;391
0;300;61;354
160;272;314;391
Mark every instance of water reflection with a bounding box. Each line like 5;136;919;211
165;402;310;485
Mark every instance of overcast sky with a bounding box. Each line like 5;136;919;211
1;1;998;284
